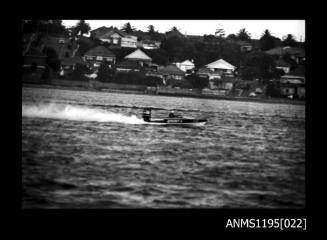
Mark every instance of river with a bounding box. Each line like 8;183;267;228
22;87;305;208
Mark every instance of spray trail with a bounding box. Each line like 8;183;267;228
22;103;146;124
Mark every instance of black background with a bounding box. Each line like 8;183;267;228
4;1;322;236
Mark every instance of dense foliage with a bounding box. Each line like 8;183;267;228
96;63;113;82
43;47;61;72
68;63;90;81
186;74;209;89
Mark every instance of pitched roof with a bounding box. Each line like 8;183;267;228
124;49;152;61
116;60;142;70
159;64;185;76
265;46;305;57
181;60;195;66
84;46;115;57
205;59;236;70
91;26;129;39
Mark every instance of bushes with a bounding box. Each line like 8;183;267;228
97;63;113;82
111;72;163;86
166;78;192;89
143;76;164;86
266;81;282;98
186;74;209;89
43;47;61;72
68;63;90;81
112;71;145;85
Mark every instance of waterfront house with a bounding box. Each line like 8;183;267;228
205;59;236;77
124;49;152;67
116;60;142;72
157;64;185;84
83;46;116;69
279;65;305;99
280;65;305;84
197;68;220;80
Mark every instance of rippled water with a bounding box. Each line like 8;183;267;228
22;87;305;208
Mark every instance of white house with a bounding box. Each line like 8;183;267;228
96;28;138;48
175;60;195;72
124;49;152;67
205;59;236;76
121;35;138;48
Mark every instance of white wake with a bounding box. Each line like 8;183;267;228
22;103;145;124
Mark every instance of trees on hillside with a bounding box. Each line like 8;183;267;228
236;28;251;41
259;29;283;51
240;52;276;80
74;20;91;37
121;22;136;33
259;29;275;51
215;27;225;38
147;25;155;34
282;34;297;47
170;26;178;31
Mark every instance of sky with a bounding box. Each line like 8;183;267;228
62;20;305;42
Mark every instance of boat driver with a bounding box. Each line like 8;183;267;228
168;111;175;118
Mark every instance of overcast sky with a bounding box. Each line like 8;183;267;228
62;20;305;41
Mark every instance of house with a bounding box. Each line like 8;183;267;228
279;65;305;99
265;46;305;64
196;68;221;80
275;57;291;74
115;60;142;72
124;49;152;67
205;59;236;77
280;65;305;84
83;46;116;69
61;56;85;71
175;60;195;72
91;26;113;39
121;35;138;48
157;64;185;84
92;27;138;48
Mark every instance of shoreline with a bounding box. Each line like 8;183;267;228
22;83;305;106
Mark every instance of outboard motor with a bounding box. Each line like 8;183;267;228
142;108;151;122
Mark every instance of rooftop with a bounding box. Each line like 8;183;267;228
205;59;236;70
159;64;185;76
125;49;152;61
84;46;116;57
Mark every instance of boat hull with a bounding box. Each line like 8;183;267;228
144;118;207;126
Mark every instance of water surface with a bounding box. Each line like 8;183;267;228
22;87;305;208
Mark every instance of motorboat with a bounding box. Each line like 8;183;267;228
142;108;207;126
